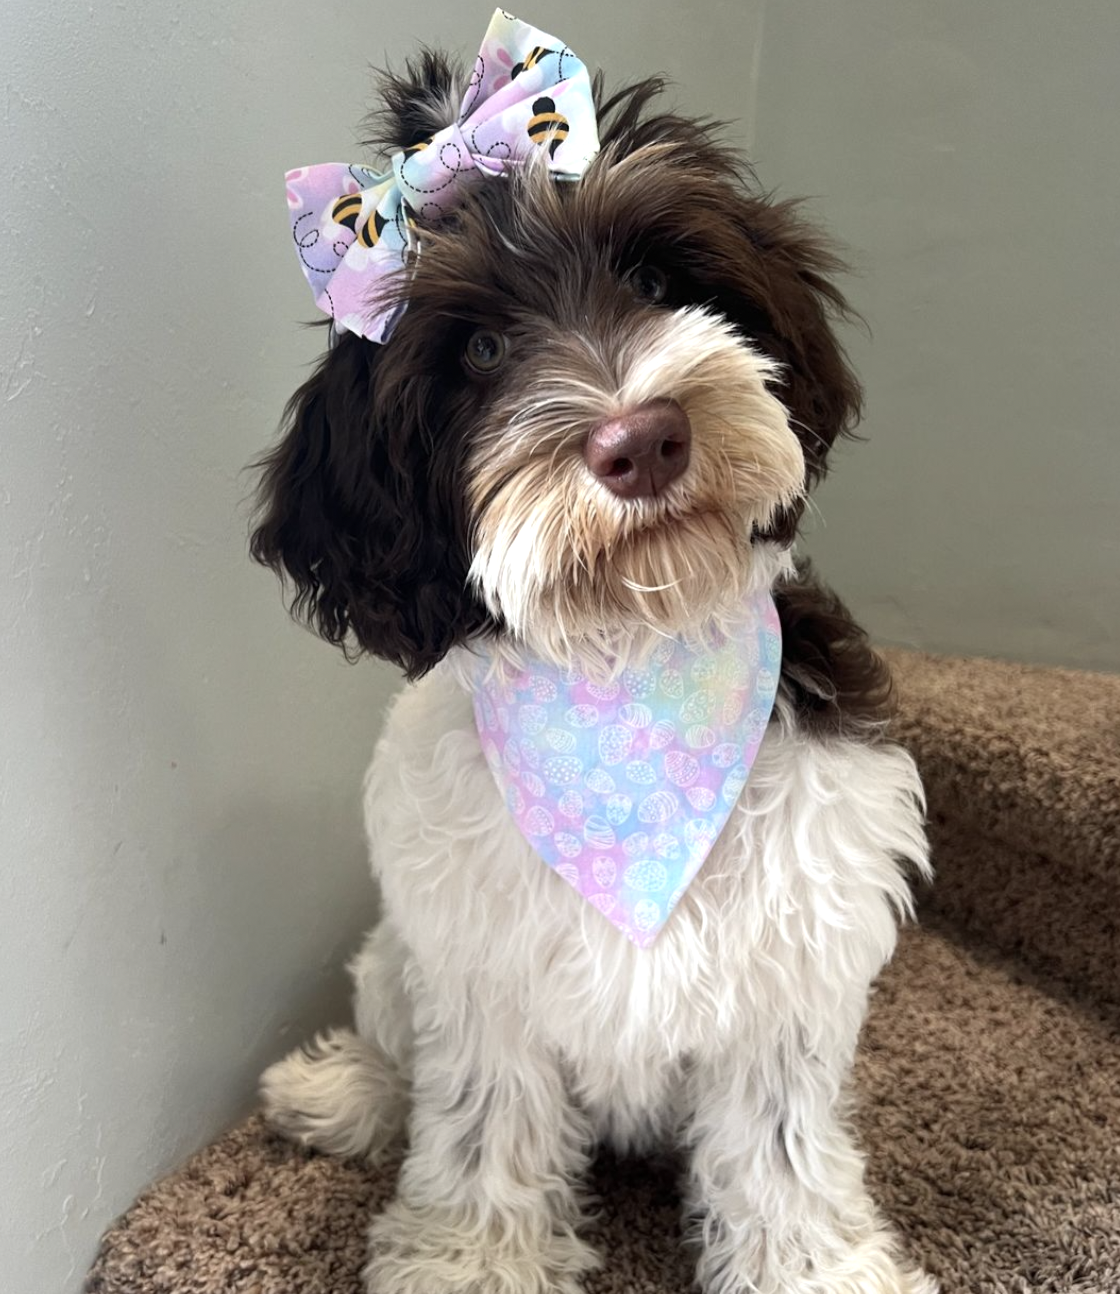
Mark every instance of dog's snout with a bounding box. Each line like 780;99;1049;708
584;400;692;499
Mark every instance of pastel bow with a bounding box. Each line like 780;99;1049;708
285;9;600;343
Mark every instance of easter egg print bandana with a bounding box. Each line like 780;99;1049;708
471;591;782;947
285;9;600;342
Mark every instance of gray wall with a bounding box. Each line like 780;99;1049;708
752;2;1120;671
2;2;1116;1292
2;3;405;1289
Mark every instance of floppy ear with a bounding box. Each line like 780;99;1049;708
593;82;862;524
729;197;864;545
250;332;488;679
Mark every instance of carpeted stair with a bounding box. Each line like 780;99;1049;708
86;649;1120;1294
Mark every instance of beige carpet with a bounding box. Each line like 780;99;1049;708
86;650;1120;1294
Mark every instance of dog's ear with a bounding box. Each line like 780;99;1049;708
594;82;860;546
363;50;462;156
250;332;488;679
726;198;864;544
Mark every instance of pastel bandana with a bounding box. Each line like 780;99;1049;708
285;9;600;342
472;592;782;947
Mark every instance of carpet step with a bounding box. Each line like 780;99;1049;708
886;648;1120;1004
85;924;1120;1294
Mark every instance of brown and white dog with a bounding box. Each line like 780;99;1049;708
252;48;934;1294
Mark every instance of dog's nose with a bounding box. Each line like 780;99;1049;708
584;400;692;499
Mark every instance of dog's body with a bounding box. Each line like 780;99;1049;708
255;35;935;1294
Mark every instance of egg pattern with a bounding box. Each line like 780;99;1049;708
619;702;654;730
633;900;661;933
686;786;717;812
592;856;617;887
622;831;650;858
523;805;554;837
543;755;583;785
652;832;682;861
649;720;677;750
558;789;584;819
624;760;657;786
604;793;633;825
521;771;546;798
472;589;781;948
583;816;616;848
660;667;684;699
545;727;577;754
664;750;700;787
531;675;558;703
585;768;615;794
651;638;676;666
623;859;669;892
584;680;620;701
598;724;633;766
637;789;680;824
554;831;583;859
519;703;548;735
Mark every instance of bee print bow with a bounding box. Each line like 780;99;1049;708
285;9;601;343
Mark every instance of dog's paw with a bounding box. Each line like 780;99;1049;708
260;1027;407;1163
699;1229;937;1294
794;1250;938;1294
365;1198;599;1294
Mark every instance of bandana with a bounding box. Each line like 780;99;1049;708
472;592;782;947
285;10;600;342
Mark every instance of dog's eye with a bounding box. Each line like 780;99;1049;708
464;329;509;375
626;265;669;305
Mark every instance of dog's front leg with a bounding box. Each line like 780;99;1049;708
685;1040;936;1294
366;993;598;1294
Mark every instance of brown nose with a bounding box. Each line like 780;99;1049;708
584;400;692;499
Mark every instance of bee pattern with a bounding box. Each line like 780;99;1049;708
510;45;556;79
331;193;387;248
527;97;569;159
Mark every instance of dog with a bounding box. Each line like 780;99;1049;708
252;13;934;1294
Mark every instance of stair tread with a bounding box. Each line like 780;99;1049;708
86;923;1120;1294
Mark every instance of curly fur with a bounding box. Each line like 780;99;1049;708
253;52;935;1294
250;75;861;679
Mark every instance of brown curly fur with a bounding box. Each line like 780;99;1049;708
253;58;876;733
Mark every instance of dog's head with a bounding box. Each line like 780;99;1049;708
252;56;861;678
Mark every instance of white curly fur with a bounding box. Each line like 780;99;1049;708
261;629;935;1294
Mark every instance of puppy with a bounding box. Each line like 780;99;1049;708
253;15;934;1294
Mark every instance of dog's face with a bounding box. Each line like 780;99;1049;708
253;61;860;678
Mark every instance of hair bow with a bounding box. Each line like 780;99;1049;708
285;9;600;343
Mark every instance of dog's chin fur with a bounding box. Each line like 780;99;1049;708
253;60;935;1294
468;541;796;690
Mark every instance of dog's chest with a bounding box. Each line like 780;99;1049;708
364;666;923;1068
